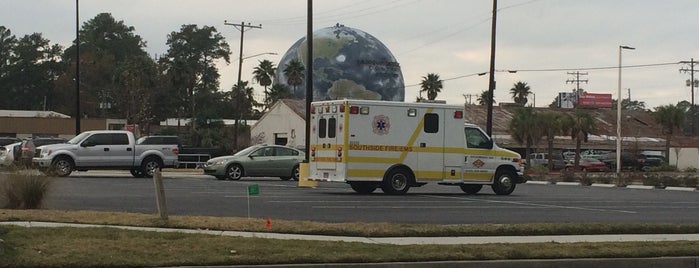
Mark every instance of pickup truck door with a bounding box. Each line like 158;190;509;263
108;133;134;166
78;133;110;167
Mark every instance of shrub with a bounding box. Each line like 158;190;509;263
682;175;698;188
0;173;52;209
683;166;698;173
560;170;577;182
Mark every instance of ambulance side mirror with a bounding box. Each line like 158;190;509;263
485;139;494;149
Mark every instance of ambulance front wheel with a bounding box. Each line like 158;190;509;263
349;182;377;194
491;170;516;195
381;168;412;195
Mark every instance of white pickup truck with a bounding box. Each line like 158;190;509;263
33;130;179;178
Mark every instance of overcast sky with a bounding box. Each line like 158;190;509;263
3;0;699;109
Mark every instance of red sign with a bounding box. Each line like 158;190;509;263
578;93;612;108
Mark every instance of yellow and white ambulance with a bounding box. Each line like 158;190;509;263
307;99;525;195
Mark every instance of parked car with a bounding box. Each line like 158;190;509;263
597;152;646;171
203;144;305;181
529;152;566;170
0;137;21;147
0;141;21;167
565;158;610;172
15;137;67;166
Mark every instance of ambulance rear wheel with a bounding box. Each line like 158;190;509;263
491;170;516;195
460;184;483;195
349;182;377;194
381;168;412;195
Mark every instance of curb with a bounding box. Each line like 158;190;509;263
555;182;581;186
664;186;696;192
626;185;655;190
591;183;616;188
525;180;551;185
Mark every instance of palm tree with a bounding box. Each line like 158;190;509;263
564;110;597;170
477;90;495;106
508;107;541;167
539;111;569;171
266;84;292;106
654;104;687;162
283;59;305;97
252;60;276;111
510;81;531;106
420;73;443;100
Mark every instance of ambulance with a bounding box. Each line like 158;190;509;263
307;99;525;195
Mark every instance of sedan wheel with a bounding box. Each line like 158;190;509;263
226;164;243;180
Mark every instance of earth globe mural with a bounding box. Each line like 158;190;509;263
275;24;405;101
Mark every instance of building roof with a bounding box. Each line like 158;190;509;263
0;110;70;118
280;99;306;119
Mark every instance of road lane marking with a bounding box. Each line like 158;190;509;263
426;195;638;214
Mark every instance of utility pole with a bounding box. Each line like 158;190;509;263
462;94;476;105
680;58;698;135
566;71;588;102
486;0;497;136
224;20;262;150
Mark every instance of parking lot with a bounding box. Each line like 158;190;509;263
38;170;699;225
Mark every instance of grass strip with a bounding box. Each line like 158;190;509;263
1;225;699;268
1;209;699;237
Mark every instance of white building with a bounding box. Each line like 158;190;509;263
250;99;306;149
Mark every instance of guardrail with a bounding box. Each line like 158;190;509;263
177;154;211;169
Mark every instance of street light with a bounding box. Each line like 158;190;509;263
233;51;277;149
236;52;277;87
616;45;635;176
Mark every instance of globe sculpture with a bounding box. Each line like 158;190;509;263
276;24;405;101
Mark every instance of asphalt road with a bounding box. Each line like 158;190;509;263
41;170;699;224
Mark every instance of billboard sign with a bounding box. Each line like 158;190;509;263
558;92;576;109
578;93;612;108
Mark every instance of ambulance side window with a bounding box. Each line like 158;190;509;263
328;117;336;138
424;113;439;133
319;118;327;138
465;127;490;149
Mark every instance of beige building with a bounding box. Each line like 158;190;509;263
250;99;306;149
0;110;126;139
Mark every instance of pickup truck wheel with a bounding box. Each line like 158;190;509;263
381;168;412;195
51;156;73;177
460;184;483;195
350;182;377;194
226;164;243;180
141;157;162;178
491;170;516;195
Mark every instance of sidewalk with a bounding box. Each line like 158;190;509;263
2;221;699;245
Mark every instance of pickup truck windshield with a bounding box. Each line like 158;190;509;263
67;132;91;144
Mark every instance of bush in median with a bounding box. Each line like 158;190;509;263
0;172;52;209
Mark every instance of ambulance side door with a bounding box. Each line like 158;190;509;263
463;126;496;182
416;109;445;180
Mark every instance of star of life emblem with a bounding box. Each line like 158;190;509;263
372;115;390;135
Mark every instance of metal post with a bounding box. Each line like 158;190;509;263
304;0;313;160
616;45;635;176
75;0;80;135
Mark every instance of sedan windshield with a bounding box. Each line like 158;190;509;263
233;146;259;157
